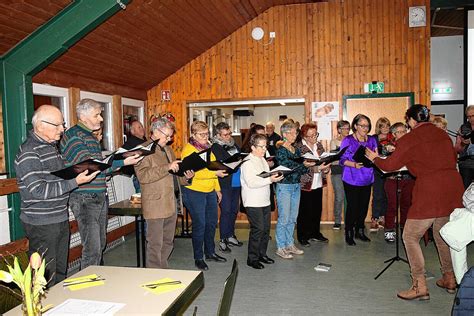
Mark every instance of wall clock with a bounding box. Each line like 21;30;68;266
409;6;427;28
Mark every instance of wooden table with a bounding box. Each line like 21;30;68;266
6;265;204;315
108;200;145;267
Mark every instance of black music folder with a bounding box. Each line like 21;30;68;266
257;166;295;178
113;141;157;160
169;148;211;176
52;155;114;180
292;146;348;165
352;145;374;167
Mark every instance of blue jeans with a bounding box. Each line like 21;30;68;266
69;191;108;269
275;183;301;249
331;173;344;225
219;187;240;239
182;187;218;260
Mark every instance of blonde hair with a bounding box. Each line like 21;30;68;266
375;117;391;135
191;120;208;134
432;116;448;130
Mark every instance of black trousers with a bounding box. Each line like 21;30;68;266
459;165;474;189
246;205;271;262
22;220;70;286
297;188;323;242
343;182;372;231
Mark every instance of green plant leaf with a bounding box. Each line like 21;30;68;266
0;270;13;283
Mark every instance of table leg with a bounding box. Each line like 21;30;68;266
140;215;146;267
135;215;140;267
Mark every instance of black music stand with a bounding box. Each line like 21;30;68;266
374;171;409;280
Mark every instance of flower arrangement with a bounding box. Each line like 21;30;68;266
0;252;47;315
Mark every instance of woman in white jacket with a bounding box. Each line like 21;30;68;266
241;134;283;269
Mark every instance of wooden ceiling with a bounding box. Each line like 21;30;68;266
0;0;470;99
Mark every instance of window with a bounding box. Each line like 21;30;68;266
122;97;144;141
33;83;70;127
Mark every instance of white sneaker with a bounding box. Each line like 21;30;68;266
286;244;304;255
275;248;293;259
384;231;396;243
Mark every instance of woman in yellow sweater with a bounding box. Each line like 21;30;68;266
181;121;228;271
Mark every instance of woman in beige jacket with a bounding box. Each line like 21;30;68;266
135;117;194;268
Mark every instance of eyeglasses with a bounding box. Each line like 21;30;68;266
340;127;350;130
41;120;66;129
394;130;407;134
357;124;370;129
157;129;172;139
220;132;232;137
306;132;319;139
255;144;267;149
195;132;209;137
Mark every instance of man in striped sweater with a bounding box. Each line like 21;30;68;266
14;105;99;285
60;99;142;269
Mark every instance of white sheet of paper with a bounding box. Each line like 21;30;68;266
271;165;292;172
45;299;125;316
317;121;332;140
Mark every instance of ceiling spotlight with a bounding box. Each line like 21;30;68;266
251;27;265;41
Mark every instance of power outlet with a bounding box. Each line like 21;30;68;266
269;32;276;38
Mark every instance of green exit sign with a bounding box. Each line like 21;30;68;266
432;87;452;94
364;82;384;93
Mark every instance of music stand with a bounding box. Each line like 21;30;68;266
374;170;409;280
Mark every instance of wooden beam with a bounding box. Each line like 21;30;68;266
112;95;124;149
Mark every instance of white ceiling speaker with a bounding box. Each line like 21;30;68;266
251;27;265;41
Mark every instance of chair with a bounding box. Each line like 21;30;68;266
217;259;239;316
192;259;239;316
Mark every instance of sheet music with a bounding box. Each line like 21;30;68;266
45;299;125;315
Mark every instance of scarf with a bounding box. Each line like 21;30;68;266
189;137;210;152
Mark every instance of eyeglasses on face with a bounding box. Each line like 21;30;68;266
357;124;370;129
41;120;66;129
195;131;209;137
254;144;267;149
157;129;172;139
220;132;232;137
306;132;319;139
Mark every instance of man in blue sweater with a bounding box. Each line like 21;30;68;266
15;105;99;285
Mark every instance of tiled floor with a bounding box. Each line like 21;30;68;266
104;224;473;315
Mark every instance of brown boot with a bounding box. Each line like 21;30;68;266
436;271;456;294
397;276;430;300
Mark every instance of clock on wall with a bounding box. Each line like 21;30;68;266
409;6;427;28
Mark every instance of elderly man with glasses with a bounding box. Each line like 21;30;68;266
61;99;142;270
134;117;194;268
15;105;99;285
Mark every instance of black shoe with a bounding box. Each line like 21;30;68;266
219;239;231;253
247;260;265;269
355;228;371;242
205;253;227;262
345;229;356;246
299;240;310;247
227;236;243;247
312;234;329;243
259;256;275;264
195;259;209;271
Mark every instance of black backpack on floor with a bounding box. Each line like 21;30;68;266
453;267;474;315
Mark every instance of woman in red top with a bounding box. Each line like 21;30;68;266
366;104;464;301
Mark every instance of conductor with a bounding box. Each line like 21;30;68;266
366;104;464;301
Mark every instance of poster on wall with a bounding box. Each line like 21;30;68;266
312;101;339;122
317;121;332;140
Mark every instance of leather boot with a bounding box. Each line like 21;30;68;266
345;228;356;246
436;271;456;294
397;275;430;300
355;228;371;242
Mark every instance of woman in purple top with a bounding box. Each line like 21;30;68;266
339;114;378;245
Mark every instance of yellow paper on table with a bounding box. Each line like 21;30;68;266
141;277;184;295
63;273;105;291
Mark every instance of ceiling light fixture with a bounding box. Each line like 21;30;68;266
251;27;265;41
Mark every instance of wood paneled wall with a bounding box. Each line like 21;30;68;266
147;0;431;222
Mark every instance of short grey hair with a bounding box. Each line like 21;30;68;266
266;121;275;128
151;117;174;132
76;98;102;119
280;121;296;135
